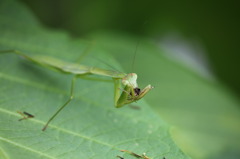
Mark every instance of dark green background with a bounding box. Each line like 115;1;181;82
21;0;240;96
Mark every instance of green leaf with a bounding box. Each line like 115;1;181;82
88;33;240;159
0;0;189;159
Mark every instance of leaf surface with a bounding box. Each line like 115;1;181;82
0;0;189;159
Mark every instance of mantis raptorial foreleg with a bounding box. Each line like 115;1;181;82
42;75;77;131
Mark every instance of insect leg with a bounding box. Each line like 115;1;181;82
113;78;121;107
42;75;77;131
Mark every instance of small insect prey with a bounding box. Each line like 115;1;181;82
0;50;153;131
17;111;34;121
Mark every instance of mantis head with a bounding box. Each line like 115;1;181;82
116;73;153;108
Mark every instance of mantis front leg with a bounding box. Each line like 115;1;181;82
113;78;137;108
113;74;153;108
113;78;122;107
42;75;77;131
113;78;131;108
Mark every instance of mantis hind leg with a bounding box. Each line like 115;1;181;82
42;75;77;131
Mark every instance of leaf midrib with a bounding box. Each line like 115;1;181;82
0;107;156;158
0;135;57;159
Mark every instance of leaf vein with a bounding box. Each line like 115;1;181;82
0;136;56;159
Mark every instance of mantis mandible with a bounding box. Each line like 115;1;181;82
0;50;153;131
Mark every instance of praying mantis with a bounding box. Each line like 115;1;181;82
0;49;153;131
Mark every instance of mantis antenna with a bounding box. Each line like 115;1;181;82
132;40;140;73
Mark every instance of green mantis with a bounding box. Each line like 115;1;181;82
0;49;153;131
